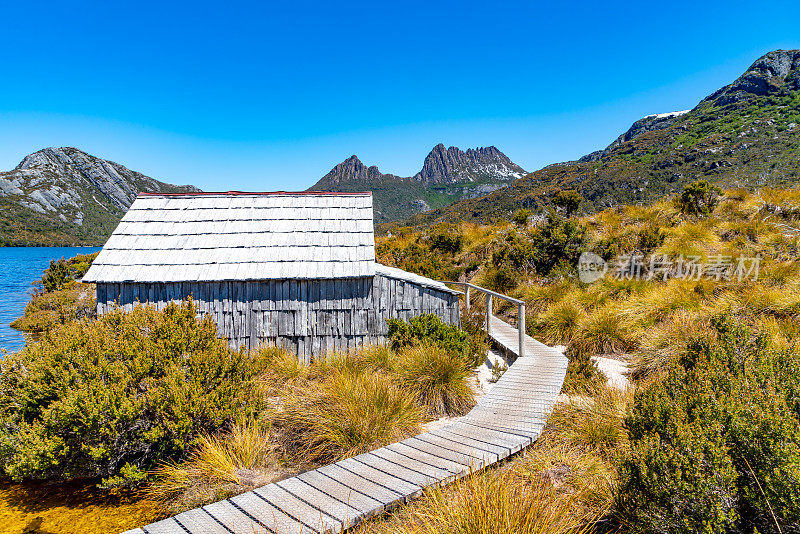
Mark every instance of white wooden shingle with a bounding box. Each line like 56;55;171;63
84;192;377;283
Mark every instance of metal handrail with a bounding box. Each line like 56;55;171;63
439;280;526;358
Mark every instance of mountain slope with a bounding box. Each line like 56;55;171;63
399;49;800;227
0;147;199;246
309;144;525;222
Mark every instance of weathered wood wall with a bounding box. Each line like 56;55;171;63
96;274;460;361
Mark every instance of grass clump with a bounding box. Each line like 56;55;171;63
355;467;596;534
149;419;280;513
391;344;475;416
271;369;424;464
574;304;638;355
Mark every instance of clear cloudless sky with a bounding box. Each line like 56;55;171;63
1;0;799;191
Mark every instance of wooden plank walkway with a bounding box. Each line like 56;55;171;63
124;317;567;534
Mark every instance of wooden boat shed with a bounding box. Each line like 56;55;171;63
83;191;460;360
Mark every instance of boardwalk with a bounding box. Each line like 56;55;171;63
124;317;567;534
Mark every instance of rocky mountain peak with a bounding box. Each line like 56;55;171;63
315;155;398;186
308;144;526;222
414;144;525;184
703;49;800;106
0;147;198;245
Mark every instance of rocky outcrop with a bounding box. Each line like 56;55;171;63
0;147;198;245
415;144;525;184
313;155;402;187
580;111;690;162
703;49;800;106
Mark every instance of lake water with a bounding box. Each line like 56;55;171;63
0;247;101;354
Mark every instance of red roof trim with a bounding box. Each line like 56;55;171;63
138;191;372;197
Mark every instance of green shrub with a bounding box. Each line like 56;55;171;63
529;211;588;275
617;315;800;533
37;252;99;293
636;225;666;252
512;209;533;226
430;230;464;254
553;189;584;217
10;282;97;339
675;180;722;217
40;258;71;292
491;229;536;274
387;314;482;367
0;300;267;484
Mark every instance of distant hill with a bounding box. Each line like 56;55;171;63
308;144;525;222
398;49;800;227
0;147;199;246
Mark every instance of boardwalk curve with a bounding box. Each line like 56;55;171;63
124;317;567;534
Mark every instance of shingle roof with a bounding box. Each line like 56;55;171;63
83;192;376;282
374;264;461;294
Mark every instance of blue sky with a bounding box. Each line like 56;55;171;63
1;0;799;191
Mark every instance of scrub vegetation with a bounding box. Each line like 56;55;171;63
369;184;800;533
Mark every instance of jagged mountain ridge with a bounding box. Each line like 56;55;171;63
394;49;800;228
0;147;198;246
309;143;525;222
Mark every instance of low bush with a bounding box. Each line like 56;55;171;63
429;228;464;254
387;313;483;368
0;300;268;485
10;282;96;339
391;344;475;416
616;315;800;533
675;179;722;217
37;252;99;292
512;208;533;226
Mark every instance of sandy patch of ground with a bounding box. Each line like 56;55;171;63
591;355;631;390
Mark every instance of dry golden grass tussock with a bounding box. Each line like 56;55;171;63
632;309;711;378
519;444;616;518
521;279;579;314
272;369;424;464
148;419;280;513
537;299;587;346
657;220;721;258
390;344;475;417
574;303;639;355
542;386;632;461
353;467;598;534
619;280;701;327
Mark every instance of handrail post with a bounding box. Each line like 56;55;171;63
486;294;492;334
518;302;526;358
465;284;471;310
